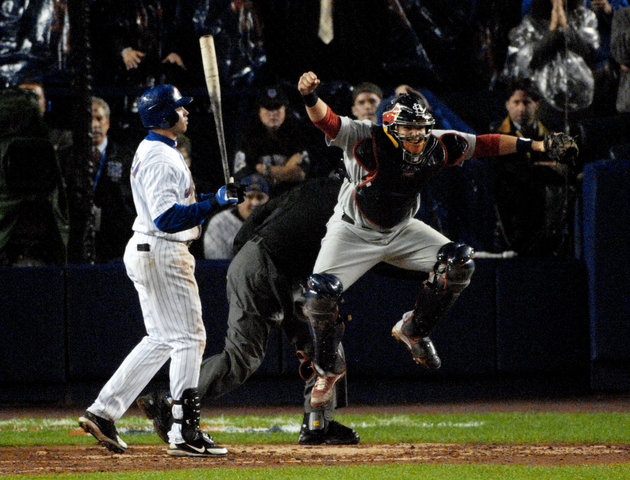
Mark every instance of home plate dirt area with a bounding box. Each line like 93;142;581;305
1;398;629;474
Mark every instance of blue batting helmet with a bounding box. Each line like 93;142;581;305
137;84;193;129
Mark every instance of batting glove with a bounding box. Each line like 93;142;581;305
215;183;243;205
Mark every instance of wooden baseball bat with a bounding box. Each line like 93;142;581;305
199;35;232;184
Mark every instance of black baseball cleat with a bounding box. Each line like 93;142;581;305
392;312;442;370
167;430;228;457
298;414;360;445
136;391;173;443
78;411;128;454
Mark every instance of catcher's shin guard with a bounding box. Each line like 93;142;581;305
297;350;315;381
405;242;475;337
303;273;346;375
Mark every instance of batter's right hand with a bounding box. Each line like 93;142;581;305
298;71;320;96
216;183;243;205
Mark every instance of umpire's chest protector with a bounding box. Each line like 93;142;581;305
353;128;446;229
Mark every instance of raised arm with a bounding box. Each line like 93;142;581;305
297;71;341;139
298;71;327;122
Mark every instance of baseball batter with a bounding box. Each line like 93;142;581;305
137;177;360;446
79;84;238;457
297;71;570;407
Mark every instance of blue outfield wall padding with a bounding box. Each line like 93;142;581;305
66;262;145;381
582;160;630;362
195;260;230;356
590;360;630;391
339;260;497;378
340;271;429;377
196;260;283;376
66;260;282;383
496;258;589;374
0;266;66;383
433;258;497;375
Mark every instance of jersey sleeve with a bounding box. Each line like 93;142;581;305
327;117;373;149
433;129;477;166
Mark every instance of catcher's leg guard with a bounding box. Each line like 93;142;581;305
303;273;346;375
392;311;442;369
395;242;474;369
407;242;475;336
297;350;316;381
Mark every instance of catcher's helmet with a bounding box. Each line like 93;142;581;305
381;93;435;164
137;84;193;129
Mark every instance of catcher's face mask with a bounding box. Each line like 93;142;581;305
394;125;430;155
382;94;435;164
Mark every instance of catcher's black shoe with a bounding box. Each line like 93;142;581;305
392;311;442;370
136;391;173;443
167;430;228;457
78;411;128;454
298;414;360;445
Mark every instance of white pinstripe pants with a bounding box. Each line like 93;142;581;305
89;233;206;422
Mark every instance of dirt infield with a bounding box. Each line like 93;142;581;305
1;396;629;474
2;442;630;475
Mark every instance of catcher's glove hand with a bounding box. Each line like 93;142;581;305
544;132;579;165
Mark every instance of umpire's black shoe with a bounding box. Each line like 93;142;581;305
136;391;173;443
78;411;128;454
167;430;228;457
298;414;360;445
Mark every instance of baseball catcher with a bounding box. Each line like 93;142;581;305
297;71;579;407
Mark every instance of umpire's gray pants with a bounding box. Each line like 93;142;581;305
197;238;347;416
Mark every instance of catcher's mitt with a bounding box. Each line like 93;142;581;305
544;132;579;164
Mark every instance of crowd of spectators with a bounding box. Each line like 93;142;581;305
1;0;629;266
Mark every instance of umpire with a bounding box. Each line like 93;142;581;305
205;174;357;444
139;175;359;445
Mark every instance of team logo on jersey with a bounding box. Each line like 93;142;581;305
107;161;123;181
382;104;402;126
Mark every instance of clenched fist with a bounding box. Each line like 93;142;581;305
298;71;321;96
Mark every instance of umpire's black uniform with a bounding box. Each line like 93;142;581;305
196;176;346;418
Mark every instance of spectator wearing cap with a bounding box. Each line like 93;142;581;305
351;82;383;123
18;79;73;152
203;174;270;260
232;86;311;196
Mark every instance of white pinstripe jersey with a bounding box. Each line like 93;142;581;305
130;137;201;242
